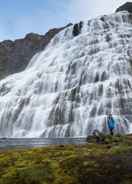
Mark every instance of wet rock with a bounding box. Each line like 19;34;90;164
116;2;132;13
98;84;104;97
72;22;83;37
94;73;99;83
89;106;97;117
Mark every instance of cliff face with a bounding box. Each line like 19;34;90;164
0;25;71;79
116;2;132;13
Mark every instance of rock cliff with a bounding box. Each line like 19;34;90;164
0;24;71;79
116;2;132;13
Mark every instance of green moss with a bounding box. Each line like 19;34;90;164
0;135;132;184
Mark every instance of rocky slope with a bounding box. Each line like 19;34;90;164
116;2;132;13
0;24;71;79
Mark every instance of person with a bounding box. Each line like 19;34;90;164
107;114;116;135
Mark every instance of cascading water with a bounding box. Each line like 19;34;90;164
0;11;132;138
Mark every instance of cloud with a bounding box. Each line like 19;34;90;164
69;0;128;22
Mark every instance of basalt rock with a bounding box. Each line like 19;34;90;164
72;22;83;37
0;24;72;79
116;2;132;13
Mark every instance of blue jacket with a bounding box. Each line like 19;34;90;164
108;117;116;130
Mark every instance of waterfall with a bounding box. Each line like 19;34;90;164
0;11;132;138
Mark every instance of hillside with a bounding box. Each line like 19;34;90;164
0;24;71;79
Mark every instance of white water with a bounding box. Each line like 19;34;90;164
0;11;132;138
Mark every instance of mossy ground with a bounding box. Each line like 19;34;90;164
0;135;132;184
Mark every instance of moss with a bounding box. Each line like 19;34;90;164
0;135;132;183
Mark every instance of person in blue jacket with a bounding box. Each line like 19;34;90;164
107;114;116;135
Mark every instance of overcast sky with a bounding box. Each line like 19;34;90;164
0;0;129;41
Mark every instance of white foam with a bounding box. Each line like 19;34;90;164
0;11;131;137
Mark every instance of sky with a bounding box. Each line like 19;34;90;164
0;0;129;41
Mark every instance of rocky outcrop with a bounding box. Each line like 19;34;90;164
116;2;132;13
72;22;83;37
0;24;72;79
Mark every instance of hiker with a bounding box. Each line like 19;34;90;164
107;114;116;135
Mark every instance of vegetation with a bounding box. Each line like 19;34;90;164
0;135;132;184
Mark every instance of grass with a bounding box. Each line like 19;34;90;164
0;135;132;183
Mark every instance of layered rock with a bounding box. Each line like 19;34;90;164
116;2;132;13
0;24;71;79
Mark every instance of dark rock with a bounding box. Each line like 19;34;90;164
72;21;83;37
116;2;132;13
98;84;104;96
94;73;99;82
101;71;107;81
0;24;72;79
89;106;97;117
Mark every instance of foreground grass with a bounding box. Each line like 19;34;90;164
0;135;132;184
